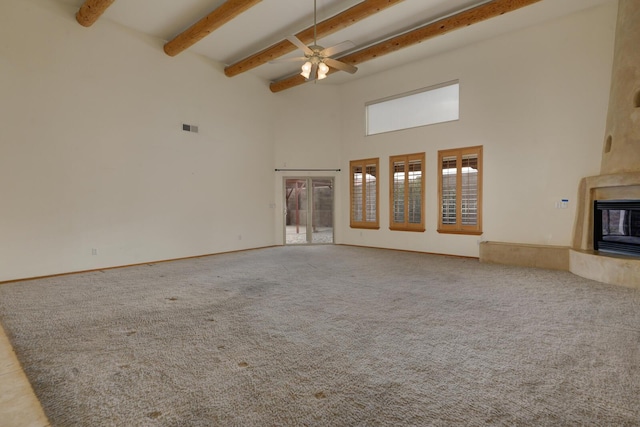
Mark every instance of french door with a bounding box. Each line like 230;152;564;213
284;178;334;245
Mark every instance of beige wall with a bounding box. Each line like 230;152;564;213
0;0;277;281
0;0;619;281
272;85;344;244
337;2;616;257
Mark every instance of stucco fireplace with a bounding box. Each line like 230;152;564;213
570;0;640;287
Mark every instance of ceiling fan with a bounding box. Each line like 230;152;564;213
271;0;358;81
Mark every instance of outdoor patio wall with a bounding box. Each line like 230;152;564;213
337;2;616;258
0;0;277;281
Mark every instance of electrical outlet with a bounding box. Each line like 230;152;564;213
91;248;98;256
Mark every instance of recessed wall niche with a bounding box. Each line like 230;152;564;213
604;135;612;153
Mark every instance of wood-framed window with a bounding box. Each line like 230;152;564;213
350;158;380;229
438;146;483;235
389;153;425;232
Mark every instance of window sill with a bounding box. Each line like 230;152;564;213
389;226;425;232
437;229;483;236
350;224;380;230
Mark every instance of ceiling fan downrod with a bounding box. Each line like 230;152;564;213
313;0;317;46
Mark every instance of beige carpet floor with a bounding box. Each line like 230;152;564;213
0;245;639;426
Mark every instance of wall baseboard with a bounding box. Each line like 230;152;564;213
0;246;278;285
338;244;479;260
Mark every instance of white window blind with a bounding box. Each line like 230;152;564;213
350;158;379;229
365;164;377;222
352;165;363;222
390;153;425;232
461;155;478;226
441;156;458;225
438;146;482;234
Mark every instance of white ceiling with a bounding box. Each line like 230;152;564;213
57;0;612;85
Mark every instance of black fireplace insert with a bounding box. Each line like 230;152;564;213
594;200;640;256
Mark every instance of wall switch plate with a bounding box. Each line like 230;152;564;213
182;124;199;133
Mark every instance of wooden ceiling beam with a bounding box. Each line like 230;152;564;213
224;0;405;78
164;0;262;57
270;0;541;93
76;0;116;27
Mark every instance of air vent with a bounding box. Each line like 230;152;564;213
182;124;199;133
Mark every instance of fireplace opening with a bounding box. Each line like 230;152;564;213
594;200;640;256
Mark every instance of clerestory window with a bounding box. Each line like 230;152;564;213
366;81;459;136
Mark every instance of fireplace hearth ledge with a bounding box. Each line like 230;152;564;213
570;249;640;289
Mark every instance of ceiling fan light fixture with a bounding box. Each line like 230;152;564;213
317;62;329;80
300;61;312;79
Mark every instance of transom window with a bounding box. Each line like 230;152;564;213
350;158;380;229
438;146;482;235
366;80;459;136
389;153;425;232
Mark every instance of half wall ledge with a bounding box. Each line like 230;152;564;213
479;242;570;271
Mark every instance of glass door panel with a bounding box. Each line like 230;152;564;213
285;179;308;245
284;178;333;245
311;178;333;244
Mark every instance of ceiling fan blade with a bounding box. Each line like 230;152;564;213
324;57;358;74
321;40;355;58
269;56;307;64
286;35;313;56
